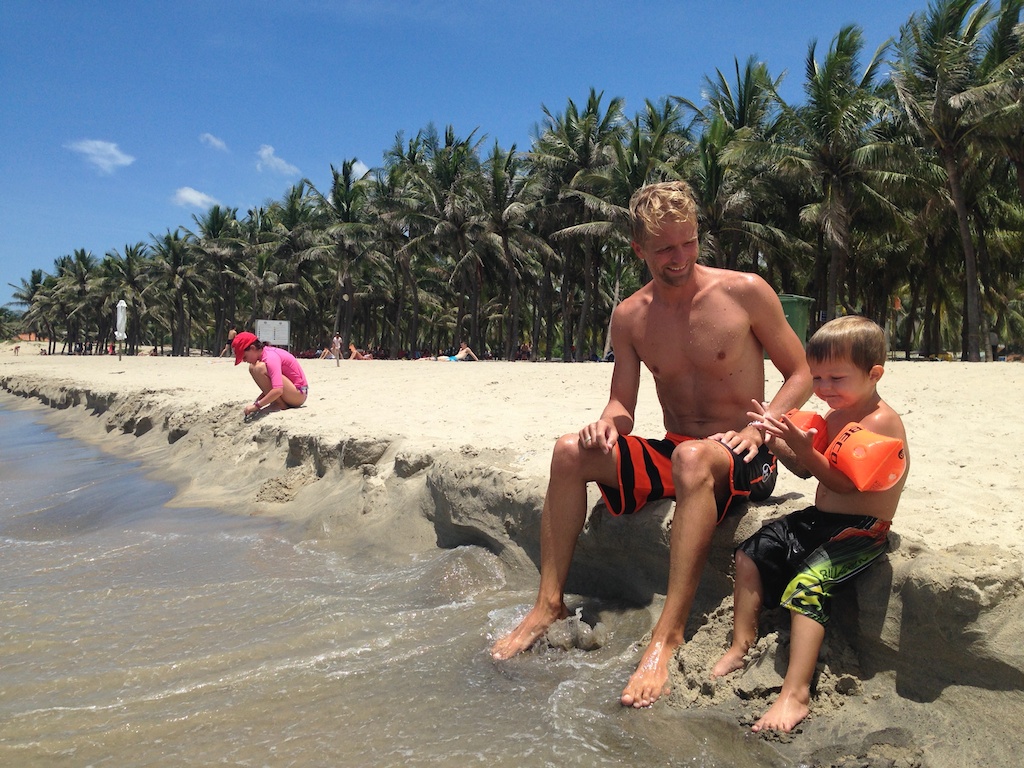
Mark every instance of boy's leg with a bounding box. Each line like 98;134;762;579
490;433;619;660
711;549;763;677
752;611;823;733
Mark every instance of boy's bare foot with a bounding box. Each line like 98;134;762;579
490;604;568;660
710;646;747;678
620;640;675;708
751;689;810;733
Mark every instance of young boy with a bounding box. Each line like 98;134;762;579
710;315;909;733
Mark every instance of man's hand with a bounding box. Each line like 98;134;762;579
709;424;764;463
579;419;618;453
709;400;775;463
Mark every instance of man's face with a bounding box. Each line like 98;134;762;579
633;219;699;287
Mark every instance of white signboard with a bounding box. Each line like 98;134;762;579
255;319;291;348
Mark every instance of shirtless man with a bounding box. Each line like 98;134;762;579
489;180;812;708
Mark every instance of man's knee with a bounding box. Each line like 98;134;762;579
551;432;583;472
671;440;722;487
550;432;617;484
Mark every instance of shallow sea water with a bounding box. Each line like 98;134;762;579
0;402;786;767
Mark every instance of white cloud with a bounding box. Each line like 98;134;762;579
66;139;135;174
353;160;371;178
256;144;300;176
173;186;220;208
200;132;228;151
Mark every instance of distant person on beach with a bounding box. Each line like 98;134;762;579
436;342;479;361
490;180;812;708
12;345;19;356
221;325;237;357
711;316;908;733
990;330;1002;361
232;331;309;416
349;342;372;360
331;333;342;361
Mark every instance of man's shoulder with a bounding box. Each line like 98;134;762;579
615;284;655;313
699;265;768;292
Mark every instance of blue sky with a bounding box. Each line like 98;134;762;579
1;0;927;308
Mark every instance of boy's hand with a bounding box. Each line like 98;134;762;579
748;407;817;459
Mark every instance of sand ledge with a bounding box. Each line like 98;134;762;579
2;353;1023;767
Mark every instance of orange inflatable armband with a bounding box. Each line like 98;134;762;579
827;423;906;492
784;409;830;454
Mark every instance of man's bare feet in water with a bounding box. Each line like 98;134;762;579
751;688;810;733
619;640;675;708
710;645;748;678
490;604;568;660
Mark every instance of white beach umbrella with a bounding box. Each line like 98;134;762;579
114;299;127;360
114;300;127;341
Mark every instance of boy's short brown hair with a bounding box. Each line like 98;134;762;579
629;181;698;245
806;315;888;373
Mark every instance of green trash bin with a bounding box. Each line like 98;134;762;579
778;294;814;346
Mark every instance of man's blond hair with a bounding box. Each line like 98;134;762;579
629;181;699;245
806;315;888;373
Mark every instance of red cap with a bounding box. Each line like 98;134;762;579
231;331;259;365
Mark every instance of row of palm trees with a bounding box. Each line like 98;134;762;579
9;1;1024;361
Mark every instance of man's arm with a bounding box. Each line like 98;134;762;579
588;304;641;452
713;276;813;462
750;278;813;418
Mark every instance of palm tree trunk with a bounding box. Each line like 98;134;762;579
502;235;520;361
943;152;982;361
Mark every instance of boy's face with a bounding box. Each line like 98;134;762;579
632;218;699;287
810;356;882;410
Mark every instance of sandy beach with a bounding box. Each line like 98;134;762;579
2;341;1023;767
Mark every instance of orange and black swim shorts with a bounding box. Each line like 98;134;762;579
597;433;777;522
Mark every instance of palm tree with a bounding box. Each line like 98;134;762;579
531;89;625;360
101;242;150;354
892;0;1003;359
959;0;1024;202
186;205;242;354
678;57;791;274
8;269;49;343
148;229;204;355
305;160;373;345
53;249;101;352
729;26;900;320
479;140;552;358
266;183;319;349
407;125;487;349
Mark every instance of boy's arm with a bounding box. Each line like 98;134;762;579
767;437;813;479
761;409;907;493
